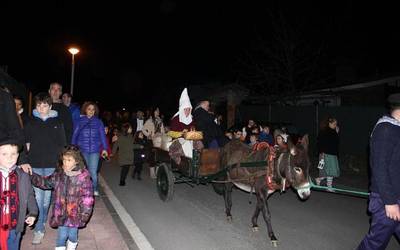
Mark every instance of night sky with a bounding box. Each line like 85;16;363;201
2;1;400;113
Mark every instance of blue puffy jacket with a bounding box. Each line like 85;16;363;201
72;116;108;154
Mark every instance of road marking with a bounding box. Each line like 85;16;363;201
99;175;155;250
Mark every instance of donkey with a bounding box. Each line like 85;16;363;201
212;135;311;246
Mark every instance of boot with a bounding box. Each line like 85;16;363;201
55;247;66;250
32;231;45;245
326;177;335;192
66;240;78;250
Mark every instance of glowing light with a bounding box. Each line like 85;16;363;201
68;48;79;55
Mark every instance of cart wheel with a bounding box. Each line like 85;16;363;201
157;163;174;202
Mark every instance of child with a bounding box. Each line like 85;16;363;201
273;129;289;152
132;131;147;180
31;145;94;250
0;138;37;250
248;133;259;147
258;125;274;145
112;123;138;186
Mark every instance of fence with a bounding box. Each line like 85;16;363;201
237;104;386;161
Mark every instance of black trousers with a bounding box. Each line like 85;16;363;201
120;165;132;183
133;162;143;177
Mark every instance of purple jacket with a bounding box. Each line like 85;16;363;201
31;169;94;228
72;116;108;153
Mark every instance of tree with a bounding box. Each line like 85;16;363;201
237;6;333;104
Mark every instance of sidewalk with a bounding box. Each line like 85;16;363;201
21;194;130;250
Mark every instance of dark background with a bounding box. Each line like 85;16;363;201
1;1;400;113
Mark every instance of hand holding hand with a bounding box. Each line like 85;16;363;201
20;164;32;175
25;216;36;226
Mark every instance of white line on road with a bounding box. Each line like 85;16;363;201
99;175;155;250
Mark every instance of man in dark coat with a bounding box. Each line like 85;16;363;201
193;100;227;148
0;86;29;167
49;82;73;143
357;93;400;249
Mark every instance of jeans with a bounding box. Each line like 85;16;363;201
32;167;55;233
7;229;21;250
56;226;78;247
82;152;100;192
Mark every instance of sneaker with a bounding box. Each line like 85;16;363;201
94;191;100;196
32;231;45;245
137;176;142;181
119;181;126;186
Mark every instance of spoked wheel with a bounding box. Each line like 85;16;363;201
156;163;174;202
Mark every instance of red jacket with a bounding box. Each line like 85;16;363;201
169;115;195;132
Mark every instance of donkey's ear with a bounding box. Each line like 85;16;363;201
301;134;309;151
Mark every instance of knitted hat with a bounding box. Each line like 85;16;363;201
0;136;21;148
387;93;400;107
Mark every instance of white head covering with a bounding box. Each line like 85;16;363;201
173;88;193;125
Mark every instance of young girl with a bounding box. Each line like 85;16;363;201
31;145;94;250
316;117;340;191
132;131;147;180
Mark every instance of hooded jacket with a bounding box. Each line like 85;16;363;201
31;168;94;228
24;109;66;168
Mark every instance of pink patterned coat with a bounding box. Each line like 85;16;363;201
31;169;94;228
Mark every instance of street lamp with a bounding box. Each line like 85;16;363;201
68;47;79;96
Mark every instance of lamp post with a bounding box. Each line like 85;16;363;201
68;47;79;96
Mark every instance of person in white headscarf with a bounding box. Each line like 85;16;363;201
170;88;195;132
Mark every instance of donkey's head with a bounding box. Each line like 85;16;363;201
286;134;311;199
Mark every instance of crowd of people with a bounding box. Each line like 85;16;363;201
1;82;399;249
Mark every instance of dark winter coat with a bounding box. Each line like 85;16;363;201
31;168;94;228
52;102;73;143
369;116;400;205
68;103;81;127
24;110;67;168
72;116;108;154
317;127;339;156
112;134;143;166
0;89;27;164
193;107;223;147
133;137;147;164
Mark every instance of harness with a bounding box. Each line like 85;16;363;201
265;147;291;193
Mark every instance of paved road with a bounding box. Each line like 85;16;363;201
101;160;398;250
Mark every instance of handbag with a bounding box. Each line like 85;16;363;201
184;128;203;141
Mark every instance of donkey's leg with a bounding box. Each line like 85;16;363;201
223;182;234;222
260;188;278;246
251;192;263;232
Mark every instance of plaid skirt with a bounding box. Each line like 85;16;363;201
319;154;340;177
